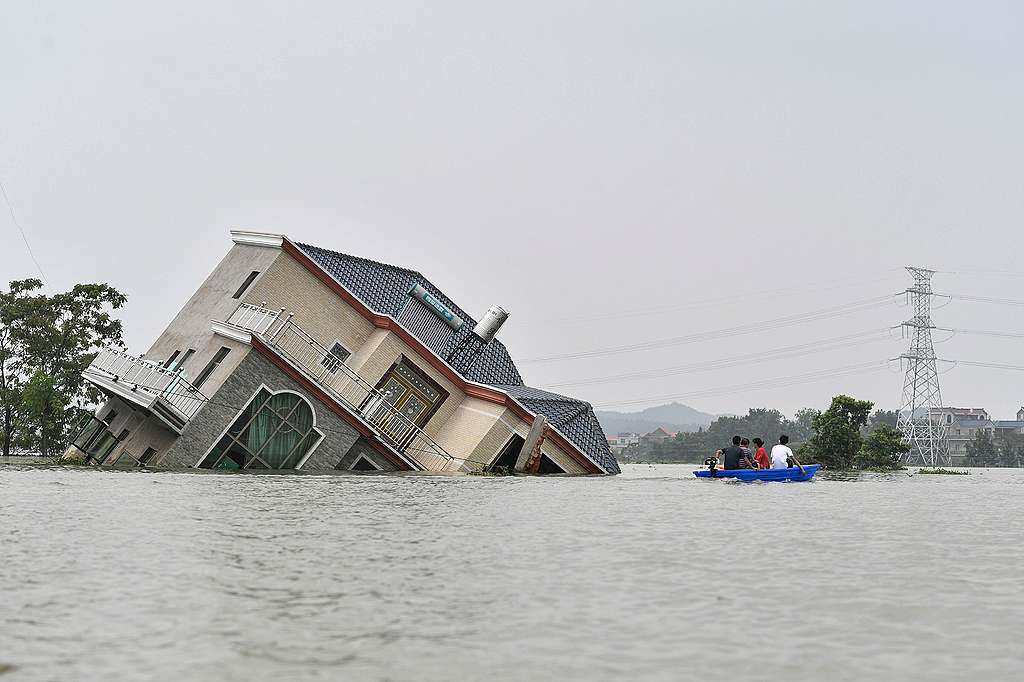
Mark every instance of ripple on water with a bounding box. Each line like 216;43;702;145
1;464;1022;681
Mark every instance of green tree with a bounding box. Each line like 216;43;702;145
790;408;819;442
965;430;999;467
995;432;1024;468
803;395;874;469
0;279;126;457
856;424;910;470
866;409;899;434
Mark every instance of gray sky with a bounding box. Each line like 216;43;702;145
3;1;1022;418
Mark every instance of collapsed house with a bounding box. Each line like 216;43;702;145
66;231;619;475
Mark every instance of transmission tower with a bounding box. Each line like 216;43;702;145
896;267;950;465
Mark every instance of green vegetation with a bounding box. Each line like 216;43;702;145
0;279;125;459
918;467;970;475
623;408;816;463
800;395;873;469
965;430;1024;468
855;424;911;471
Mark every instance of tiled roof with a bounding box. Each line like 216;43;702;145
494;384;620;474
295;241;619;474
296;242;522;386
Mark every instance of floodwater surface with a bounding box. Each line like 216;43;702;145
1;464;1021;681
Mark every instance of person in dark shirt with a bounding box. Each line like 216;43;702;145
720;435;751;469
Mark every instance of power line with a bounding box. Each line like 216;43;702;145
591;360;889;410
0;178;50;291
933;293;1024;306
543;329;893;389
522;294;898;363
534;270;905;326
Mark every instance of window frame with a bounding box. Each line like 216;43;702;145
320;340;352;373
370;355;449;428
193;385;325;470
232;270;261;299
193;346;232;389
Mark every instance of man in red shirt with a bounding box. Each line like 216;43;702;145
752;438;771;469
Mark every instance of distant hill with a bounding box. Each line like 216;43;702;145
596;402;716;436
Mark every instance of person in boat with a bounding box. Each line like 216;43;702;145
771;435;795;469
720;436;753;469
752;437;771;469
739;438;756;468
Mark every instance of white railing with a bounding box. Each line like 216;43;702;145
226;303;281;334
262;319;454;471
86;348;208;420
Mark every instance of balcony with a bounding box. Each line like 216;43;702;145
245;310;454;471
82;349;208;433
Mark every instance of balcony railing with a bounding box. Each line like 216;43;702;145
85;348;208;421
261;318;455;471
226;302;281;334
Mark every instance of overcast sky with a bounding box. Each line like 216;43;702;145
2;1;1022;417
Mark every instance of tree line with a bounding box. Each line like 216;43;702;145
625;400;905;470
964;430;1024;468
0;279;125;458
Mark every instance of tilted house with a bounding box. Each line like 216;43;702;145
67;231;619;475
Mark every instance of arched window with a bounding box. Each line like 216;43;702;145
199;389;322;470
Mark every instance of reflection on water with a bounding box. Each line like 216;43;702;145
1;464;1022;681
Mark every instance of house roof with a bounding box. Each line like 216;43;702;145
493;384;620;474
294;241;619;474
296;242;523;386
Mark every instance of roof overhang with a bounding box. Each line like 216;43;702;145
231;230;285;249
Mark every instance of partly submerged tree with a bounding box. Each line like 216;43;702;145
0;279;126;457
803;395;874;469
965;430;1000;468
856;424;911;470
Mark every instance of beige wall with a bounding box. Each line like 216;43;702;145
242;252;376;359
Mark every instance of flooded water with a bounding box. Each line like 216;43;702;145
1;464;1021;681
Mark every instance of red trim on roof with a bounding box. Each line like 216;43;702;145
251;335;413;471
280;239;604;474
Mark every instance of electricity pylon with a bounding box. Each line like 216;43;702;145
896;267;950;465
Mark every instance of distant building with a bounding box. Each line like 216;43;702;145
641;427;677;446
928;406;1024;463
607;432;640;454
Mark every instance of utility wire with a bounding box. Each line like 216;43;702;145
522;294;898;363
591;360;889;410
543;329;893;389
535;270;906;326
0;178;50;291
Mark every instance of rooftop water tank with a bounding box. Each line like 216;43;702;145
473;305;509;343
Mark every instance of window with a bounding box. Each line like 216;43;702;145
232;271;261;299
162;350;181;369
489;434;525;473
169;348;196;372
193;347;231;389
139;447;158;465
198;389;322;470
320;341;351;372
103;409;118;427
96;429;130;465
372;358;447;427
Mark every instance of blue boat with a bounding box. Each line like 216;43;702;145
693;464;819;482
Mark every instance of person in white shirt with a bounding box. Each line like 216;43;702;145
770;435;794;469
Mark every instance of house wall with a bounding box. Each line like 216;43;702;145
241;251;376;363
239;250;473;457
143;241;281;398
155;350;387;471
84;396;179;466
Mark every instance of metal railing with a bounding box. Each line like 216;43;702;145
85;348;208;421
226;302;281;334
262;319;454;471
